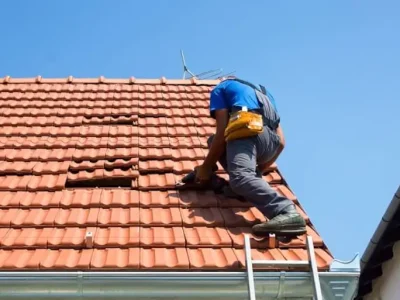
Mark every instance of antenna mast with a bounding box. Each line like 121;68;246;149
180;50;236;80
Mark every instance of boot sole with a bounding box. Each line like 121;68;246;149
252;226;307;236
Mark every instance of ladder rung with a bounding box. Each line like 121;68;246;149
252;260;309;268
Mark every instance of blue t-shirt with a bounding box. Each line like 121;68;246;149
209;79;277;118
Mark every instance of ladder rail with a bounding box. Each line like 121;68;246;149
243;234;323;300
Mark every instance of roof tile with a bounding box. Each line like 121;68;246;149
184;227;232;247
140;248;189;269
136;174;176;190
138;148;171;159
140;227;185;247
55;208;99;226
139;191;180;207
94;227;139;247
178;190;218;207
180;207;224;227
40;249;93;269
187;248;239;269
100;190;139;207
97;208;139;226
220;207;266;227
140;208;182;226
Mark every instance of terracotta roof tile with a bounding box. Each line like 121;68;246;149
140;227;185;247
140;248;189;269
0;78;332;271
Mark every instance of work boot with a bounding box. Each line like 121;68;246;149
252;206;306;236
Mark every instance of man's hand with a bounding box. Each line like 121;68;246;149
194;164;214;183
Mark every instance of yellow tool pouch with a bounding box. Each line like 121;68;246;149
224;109;264;142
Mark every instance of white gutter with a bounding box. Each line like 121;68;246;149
0;271;359;300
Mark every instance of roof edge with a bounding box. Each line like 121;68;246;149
0;271;359;300
0;75;221;85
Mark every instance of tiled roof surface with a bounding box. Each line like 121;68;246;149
0;76;333;271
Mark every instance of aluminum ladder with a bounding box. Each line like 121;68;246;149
244;234;323;300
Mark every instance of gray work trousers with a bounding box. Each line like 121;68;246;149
208;126;294;219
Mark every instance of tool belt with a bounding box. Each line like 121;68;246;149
224;108;264;142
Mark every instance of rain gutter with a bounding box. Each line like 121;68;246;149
0;268;360;300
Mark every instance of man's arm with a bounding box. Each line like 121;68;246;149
203;109;229;167
259;124;285;173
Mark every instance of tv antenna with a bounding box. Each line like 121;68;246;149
180;50;235;80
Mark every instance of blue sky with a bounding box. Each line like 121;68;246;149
1;0;399;260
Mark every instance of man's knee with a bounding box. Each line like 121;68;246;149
207;134;215;148
229;171;251;195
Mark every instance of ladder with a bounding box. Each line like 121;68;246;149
244;234;323;300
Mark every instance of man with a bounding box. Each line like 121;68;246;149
194;76;306;236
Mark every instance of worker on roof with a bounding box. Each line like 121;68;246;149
195;76;306;237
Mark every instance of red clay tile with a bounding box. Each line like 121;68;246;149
100;190;139;207
0;175;32;191
60;189;102;207
167;127;197;136
32;161;70;174
173;160;203;174
105;147;138;159
138;127;168;137
138;117;167;127
165;107;192;117
47;227;95;248
138;100;168;108
140;248;189;269
184;227;232;247
94;227;139;247
233;248;287;270
139;160;174;172
263;171;282;183
140;227;185;247
216;193;252;208
26;174;67;191
220;207;266;227
187;248;239;269
169;137;204;148
180;207;224;226
0;228;49;248
138;148;171;159
55;208;99;226
108;125;138;137
73;148;107;160
0;249;46;269
138;137;170;148
34;148;75;161
107;136;138;148
40;249;93;269
274;185;297;202
139;108;166;117
190;108;209;117
137;174;176;190
97;207;139;226
171;148;205;160
226;227;271;249
0;161;36;174
91;248;140;269
6;208;59;227
80;126;110;137
67;169;104;182
139;191;180;207
168;117;195;126
178;190;219;207
195;126;215;136
0;191;21;207
20;191;64;207
103;168;139;179
140;208;182;226
104;157;138;168
69;160;104;170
